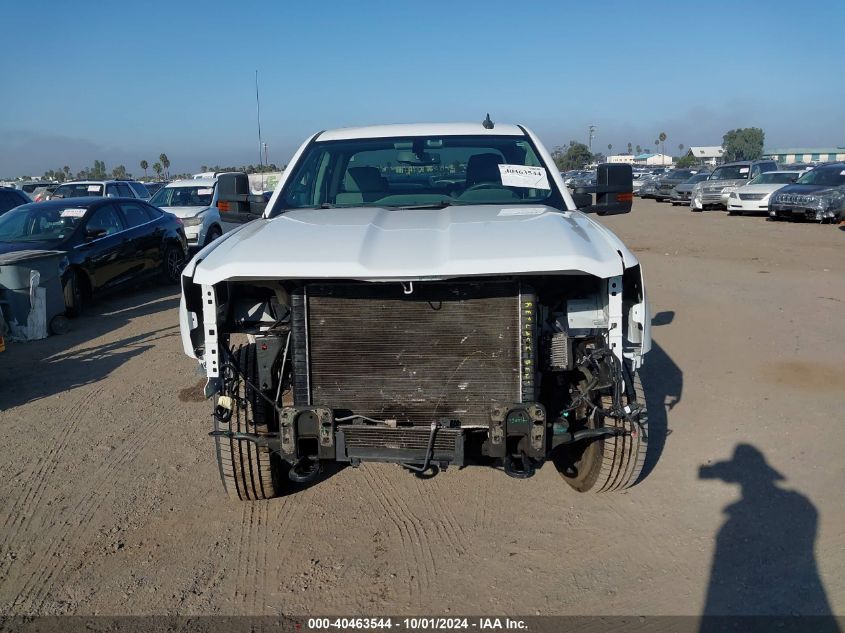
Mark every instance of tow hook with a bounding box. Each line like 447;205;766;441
288;457;321;484
504;454;537;479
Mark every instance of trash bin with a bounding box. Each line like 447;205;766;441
0;250;68;340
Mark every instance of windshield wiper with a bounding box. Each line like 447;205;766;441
394;201;454;210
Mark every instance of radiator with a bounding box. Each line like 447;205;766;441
291;280;529;426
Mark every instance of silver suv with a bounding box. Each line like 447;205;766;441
690;160;778;211
50;179;151;201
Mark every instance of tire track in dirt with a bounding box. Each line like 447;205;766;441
0;387;104;535
358;467;419;604
362;466;446;605
4;404;166;613
411;476;468;555
376;471;443;584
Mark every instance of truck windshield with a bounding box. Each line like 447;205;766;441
273;135;560;213
150;185;214;207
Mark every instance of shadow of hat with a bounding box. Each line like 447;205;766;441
726;444;785;482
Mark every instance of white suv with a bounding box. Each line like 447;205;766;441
51;180;151;201
149;177;233;248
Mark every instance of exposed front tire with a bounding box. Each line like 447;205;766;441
553;367;648;493
215;343;286;500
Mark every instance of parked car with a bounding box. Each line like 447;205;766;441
638;178;660;199
0;187;31;216
144;182;167;196
0;197;187;314
690;160;779;211
149;176;238;248
725;171;803;216
31;185;60;202
179;121;649;500
632;173;656;195
670;173;711;206
653;169;700;201
50;179;150;201
13;181;56;197
768;164;845;223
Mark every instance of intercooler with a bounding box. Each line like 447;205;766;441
291;280;533;428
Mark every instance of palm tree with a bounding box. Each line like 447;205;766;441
627;142;632;155
140;160;148;178
153;162;163;180
159;153;170;179
607;143;613;158
658;132;667;165
636;144;642;155
63;165;71;179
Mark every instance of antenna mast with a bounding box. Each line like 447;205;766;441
255;70;263;168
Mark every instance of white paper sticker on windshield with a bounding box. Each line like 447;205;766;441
87;185;101;192
197;188;213;195
60;208;87;218
498;165;550;190
840;170;845;175
739;167;749;174
498;207;546;216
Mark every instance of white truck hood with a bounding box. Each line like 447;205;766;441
188;204;636;285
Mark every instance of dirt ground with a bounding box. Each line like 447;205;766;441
1;199;843;617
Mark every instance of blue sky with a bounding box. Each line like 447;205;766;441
2;0;843;177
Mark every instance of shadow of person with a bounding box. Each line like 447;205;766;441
699;444;840;632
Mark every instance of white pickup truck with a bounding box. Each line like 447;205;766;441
179;121;650;500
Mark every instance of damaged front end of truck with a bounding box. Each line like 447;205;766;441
178;131;651;499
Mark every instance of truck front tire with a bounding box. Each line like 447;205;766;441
215;343;286;500
553;368;648;492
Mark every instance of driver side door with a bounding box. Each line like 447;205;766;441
77;204;129;291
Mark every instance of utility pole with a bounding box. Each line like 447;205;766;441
255;70;263;168
588;125;597;152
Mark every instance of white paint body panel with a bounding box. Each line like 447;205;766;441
191;205;633;285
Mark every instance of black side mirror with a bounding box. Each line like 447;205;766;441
85;227;107;240
572;164;633;215
594;163;633;215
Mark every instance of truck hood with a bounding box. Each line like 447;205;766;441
188;204;636;285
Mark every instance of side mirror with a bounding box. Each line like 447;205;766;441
85;227;107;240
593;163;633;215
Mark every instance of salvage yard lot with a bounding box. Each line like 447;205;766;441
1;199;843;616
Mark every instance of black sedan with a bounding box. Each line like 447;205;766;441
0;197;188;314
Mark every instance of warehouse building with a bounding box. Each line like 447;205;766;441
633;153;673;166
762;147;845;164
686;146;725;166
